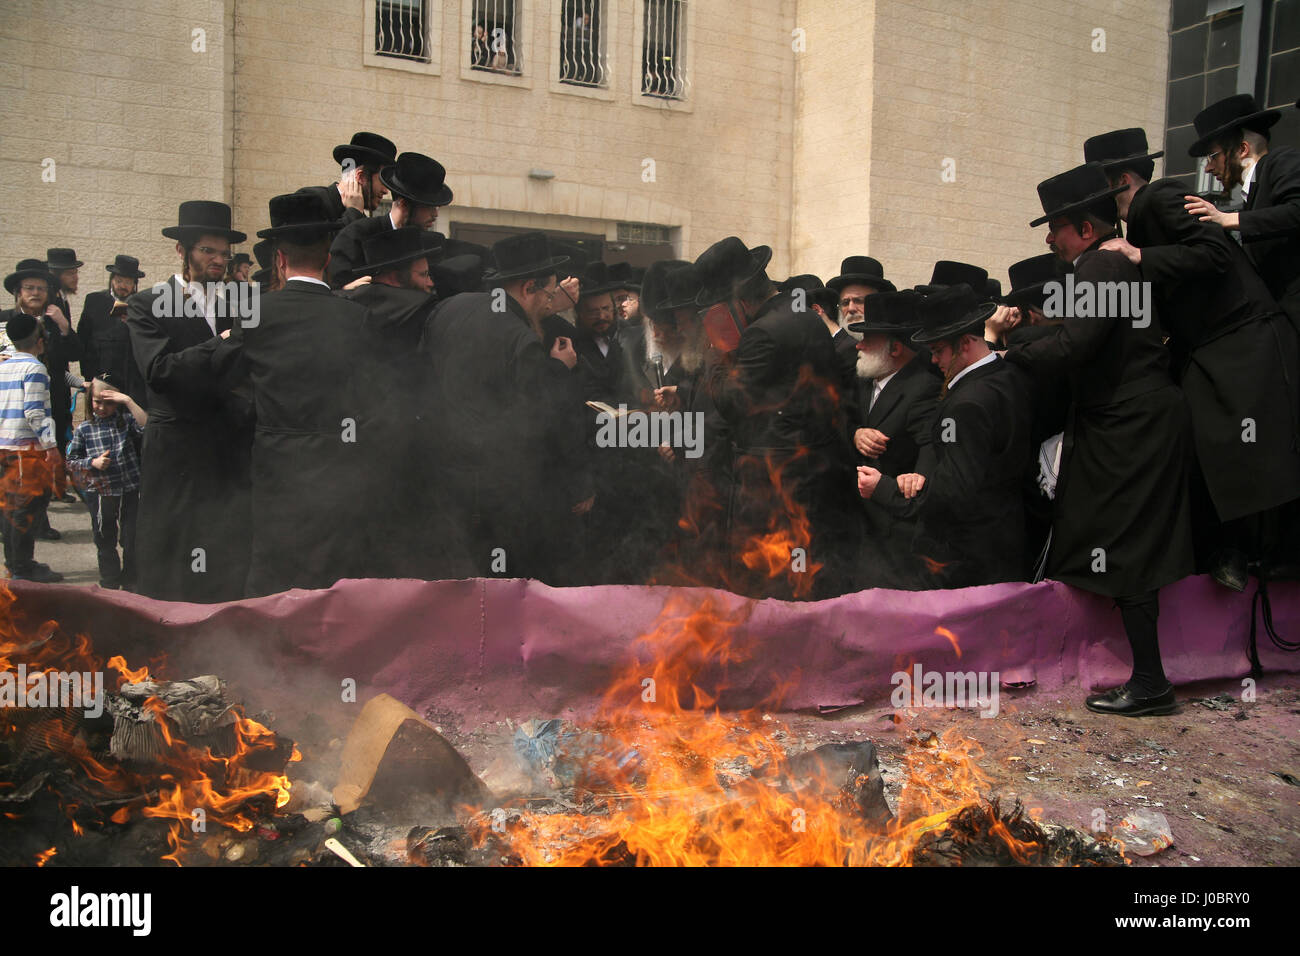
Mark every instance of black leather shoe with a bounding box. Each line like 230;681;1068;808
1210;548;1249;592
59;492;77;503
11;565;65;584
38;526;62;541
1085;684;1176;717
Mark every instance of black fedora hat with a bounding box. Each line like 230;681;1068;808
826;255;895;294
576;261;620;299
1083;127;1163;170
693;236;773;307
419;230;447;262
257;192;344;241
1189;94;1282;156
656;262;707;316
358;227;431;275
46;248;83;270
251;238;273;284
4;259;52;296
437;237;489;263
432;254;484;297
911;284;997;345
1003;253;1062;310
380;152;453;207
162;200;246;244
638;258;689;322
607;261;641;293
231;252;251;267
777;274;838;315
487;231;569;282
106;254;145;279
1030;162;1126;227
916;260;988;295
333;131;398;169
984;277;1002;301
848;288;923;336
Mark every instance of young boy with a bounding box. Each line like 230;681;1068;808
66;374;146;590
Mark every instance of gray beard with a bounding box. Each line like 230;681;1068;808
645;322;705;376
855;347;894;381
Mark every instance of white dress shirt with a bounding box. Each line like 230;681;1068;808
869;369;898;412
947;351;998;391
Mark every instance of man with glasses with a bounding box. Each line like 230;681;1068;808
126;201;252;602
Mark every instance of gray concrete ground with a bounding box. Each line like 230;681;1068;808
35;496;103;588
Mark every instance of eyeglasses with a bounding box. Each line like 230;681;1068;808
195;246;233;259
1205;149;1224;163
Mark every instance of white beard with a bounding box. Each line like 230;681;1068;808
855;344;894;381
646;321;705;376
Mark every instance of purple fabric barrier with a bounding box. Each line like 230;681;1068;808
8;575;1297;725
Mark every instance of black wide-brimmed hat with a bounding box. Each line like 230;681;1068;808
1189;94;1282;156
639;258;689;323
257;192;344;241
777;274;837;315
333;132;398;169
106;254;145;279
250;239;273;284
916;260;988;295
652;263;706;318
1003;253;1062;309
826;255;895;294
46;248;83;270
162;200;246;244
487;231;569;282
576;261;620;299
910;284;997;345
4;259;52;295
432;255;484;297
358;227;431;275
419;230;447;263
847;288;923;336
1030;162;1126;227
231;252;251;267
607;261;642;293
1083;127;1163;171
693;236;773;307
380;152;453;207
984;277;1002;301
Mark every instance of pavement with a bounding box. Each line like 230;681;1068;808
33;496;103;588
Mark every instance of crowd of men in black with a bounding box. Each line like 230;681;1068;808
6;93;1300;717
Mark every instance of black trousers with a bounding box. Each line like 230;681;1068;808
84;489;138;589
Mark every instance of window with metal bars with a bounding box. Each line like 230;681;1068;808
375;0;430;62
642;0;686;99
560;0;607;87
472;0;522;75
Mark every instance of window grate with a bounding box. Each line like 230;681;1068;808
560;0;607;88
375;0;430;63
617;222;674;244
472;0;523;75
642;0;687;99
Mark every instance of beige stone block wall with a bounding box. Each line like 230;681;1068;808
0;0;232;298
232;0;798;273
861;0;1169;291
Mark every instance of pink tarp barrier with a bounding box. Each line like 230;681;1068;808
8;575;1298;725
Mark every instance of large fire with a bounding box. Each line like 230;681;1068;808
0;583;298;865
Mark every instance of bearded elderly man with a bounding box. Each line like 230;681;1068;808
844;289;940;588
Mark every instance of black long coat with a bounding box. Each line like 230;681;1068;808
237;279;373;596
1004;244;1195;597
1239;146;1300;322
853;351;942;588
871;357;1033;589
422;292;589;583
77;290;148;407
707;291;862;599
1128;177;1300;522
125;277;250;602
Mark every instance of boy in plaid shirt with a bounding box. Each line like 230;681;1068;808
66;374;146;589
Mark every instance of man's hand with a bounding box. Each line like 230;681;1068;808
572;494;595;515
557;276;580;310
897;473;926;499
339;168;365;211
658;442;676;463
1183;195;1238;230
219;328;232;339
1099;237;1142;265
91;451;112;471
985;304;1020;342
550;335;577;369
44;303;70;334
856;465;882;499
854;427;889;458
654;385;680;411
342;275;373;290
